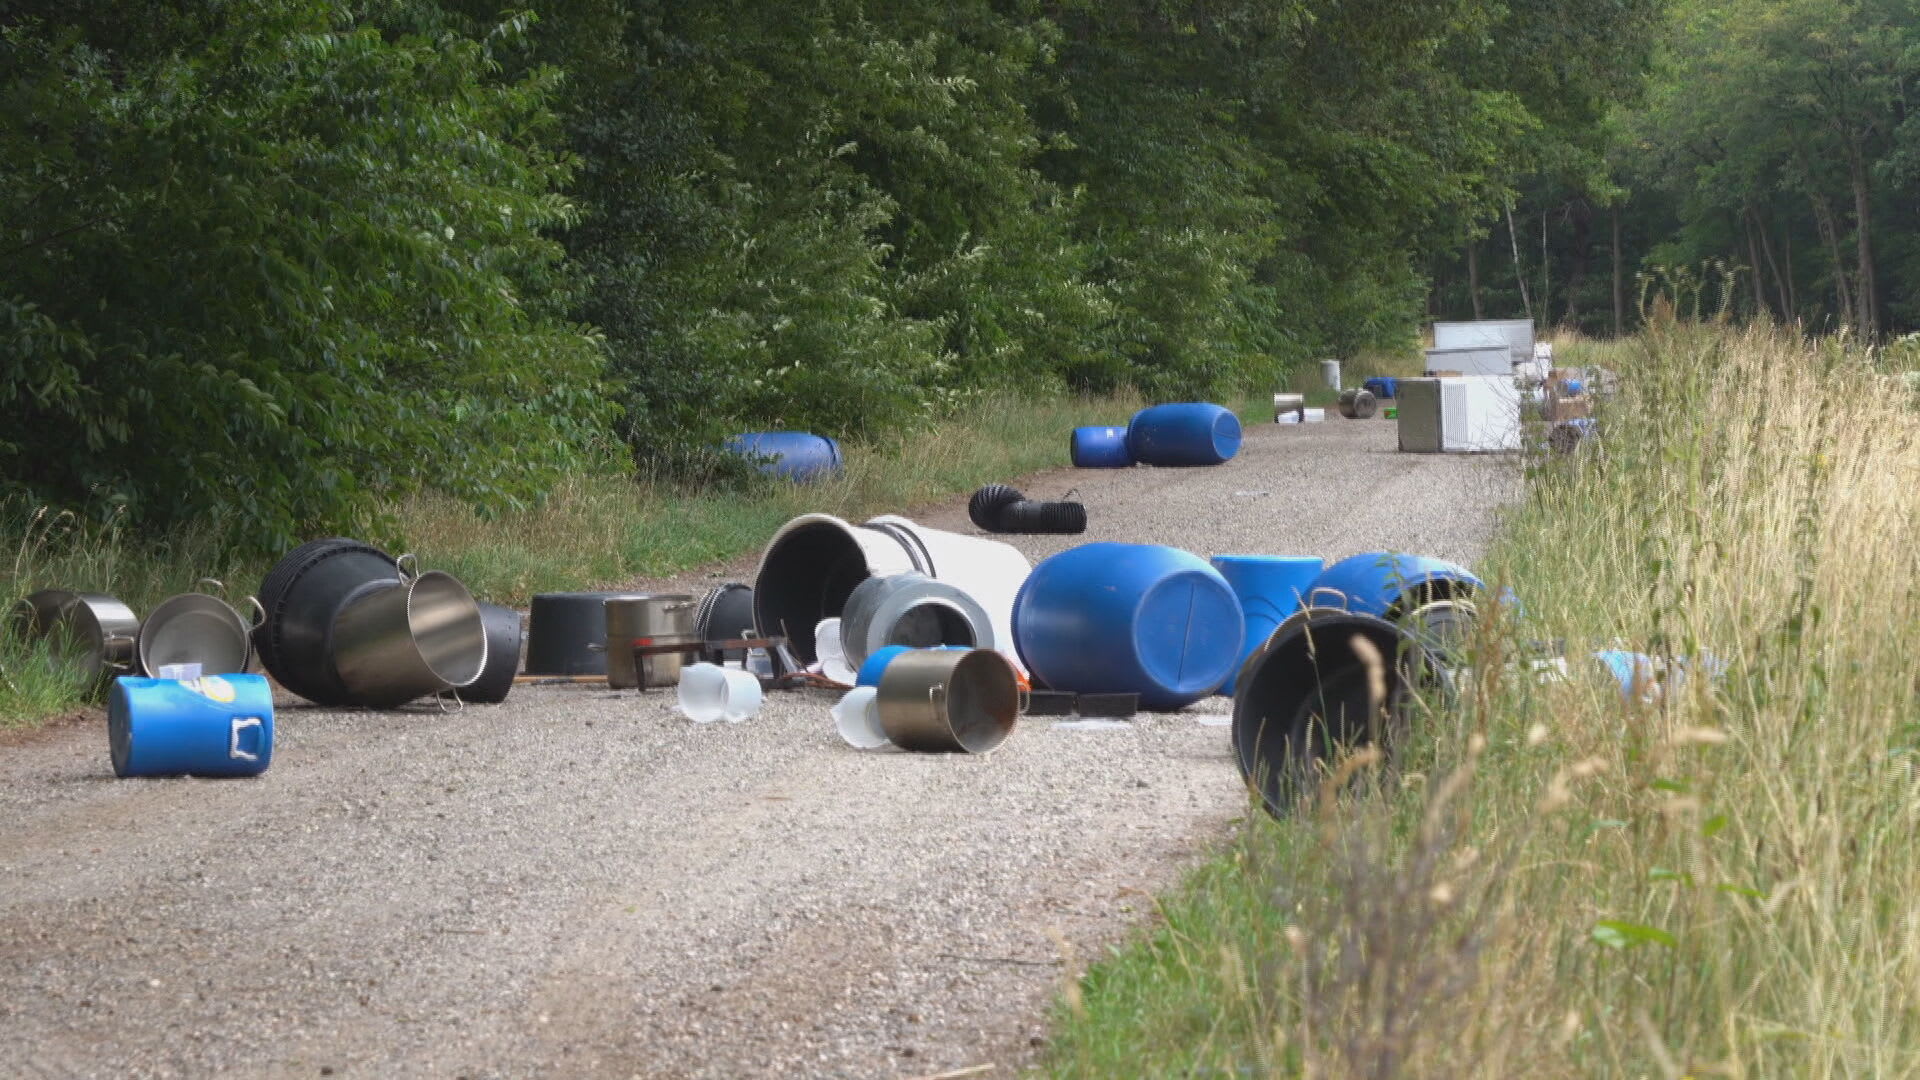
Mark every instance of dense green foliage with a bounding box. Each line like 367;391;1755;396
1430;0;1919;336
4;0;1661;550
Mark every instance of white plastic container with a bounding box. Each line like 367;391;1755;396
1275;407;1326;424
754;513;1031;668
1423;345;1512;378
676;662;763;723
1433;319;1535;369
831;686;889;749
1319;359;1342;390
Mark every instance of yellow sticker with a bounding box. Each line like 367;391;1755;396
188;675;237;704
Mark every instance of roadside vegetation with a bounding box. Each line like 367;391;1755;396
1041;320;1920;1077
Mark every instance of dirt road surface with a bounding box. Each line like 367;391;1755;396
0;418;1516;1079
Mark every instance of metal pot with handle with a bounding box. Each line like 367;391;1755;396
329;555;489;708
9;589;140;695
138;578;266;677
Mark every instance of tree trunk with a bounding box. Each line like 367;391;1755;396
1466;224;1483;319
1848;140;1878;336
1505;198;1532;319
1752;207;1791;321
1540;210;1551;327
1783;227;1796;317
1612;203;1625;336
1744;209;1767;318
1811;194;1852;329
1565;199;1591;328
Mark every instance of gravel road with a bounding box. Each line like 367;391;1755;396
0;417;1516;1079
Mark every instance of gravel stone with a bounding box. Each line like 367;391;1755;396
0;418;1515;1078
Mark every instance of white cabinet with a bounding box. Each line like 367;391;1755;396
1396;376;1522;453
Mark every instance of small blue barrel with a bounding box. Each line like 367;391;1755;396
1013;542;1243;710
1070;425;1133;469
1209;555;1325;695
108;675;275;778
1306;552;1484;618
1126;403;1242;467
855;644;969;687
1363;376;1398;400
722;432;844;482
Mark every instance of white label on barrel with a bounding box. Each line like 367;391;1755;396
229;716;263;761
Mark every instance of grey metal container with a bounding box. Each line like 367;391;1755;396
525;591;649;676
330;569;488;708
876;648;1020;754
138;586;262;676
10;589;140;693
839;572;994;669
603;594;697;690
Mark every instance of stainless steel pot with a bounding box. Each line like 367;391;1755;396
10;590;140;693
138;580;264;676
330;560;488;708
875;648;1020;754
603;594;697;690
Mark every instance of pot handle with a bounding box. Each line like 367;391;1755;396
435;688;465;713
103;633;138;671
240;595;267;630
394;553;419;584
927;682;946;714
195;577;227;597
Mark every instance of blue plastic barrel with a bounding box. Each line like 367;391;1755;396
1126;403;1242;467
108;674;275;778
1209;555;1325;695
1070;425;1133;469
1305;552;1484;618
1013;542;1244;710
722;432;844;482
854;644;970;687
1363;376;1399;400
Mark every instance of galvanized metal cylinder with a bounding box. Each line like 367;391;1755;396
605;594;698;690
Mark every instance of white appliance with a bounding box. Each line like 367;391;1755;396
1423;345;1512;378
1433;319;1535;370
1396;376;1522;453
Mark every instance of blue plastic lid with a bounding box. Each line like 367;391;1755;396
1132;570;1244;694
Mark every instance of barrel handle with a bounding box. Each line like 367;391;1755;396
1304;587;1353;612
228;716;263;762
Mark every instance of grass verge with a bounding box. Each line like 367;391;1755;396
1040;322;1920;1077
2;389;1167;728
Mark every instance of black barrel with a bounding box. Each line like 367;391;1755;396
462;603;523;703
525;591;644;676
254;539;399;705
1231;611;1448;817
695;583;756;663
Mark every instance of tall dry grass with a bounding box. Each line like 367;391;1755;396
1044;321;1920;1077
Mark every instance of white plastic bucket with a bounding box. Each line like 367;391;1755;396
814;617;857;685
1320;359;1343;390
831;686;889;749
676;662;763;723
754;513;1030;667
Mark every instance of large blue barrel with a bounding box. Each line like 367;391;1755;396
722;432;844;482
1013;542;1243;710
1126;403;1242;467
1306;552;1484;617
1209;555;1325;695
108;674;275;778
1363;376;1399;400
1070;425;1133;468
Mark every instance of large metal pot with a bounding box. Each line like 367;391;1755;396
9;590;140;693
603;594;698;690
138;581;263;677
330;565;488;708
876;648;1020;754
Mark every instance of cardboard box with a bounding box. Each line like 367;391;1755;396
1547;395;1592;421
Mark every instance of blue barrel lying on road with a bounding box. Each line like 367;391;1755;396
722;432;844;482
1209;555;1325;695
1305;552;1484;618
855;644;971;687
1126;403;1242;467
109;674;275;778
1013;542;1243;710
1363;376;1399;400
1070;425;1133;469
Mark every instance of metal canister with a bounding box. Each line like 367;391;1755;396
604;594;698;689
875;647;1020;754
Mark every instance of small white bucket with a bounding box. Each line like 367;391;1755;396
1320;359;1342;390
831;686;889;749
676;662;763;723
814;617;857;685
